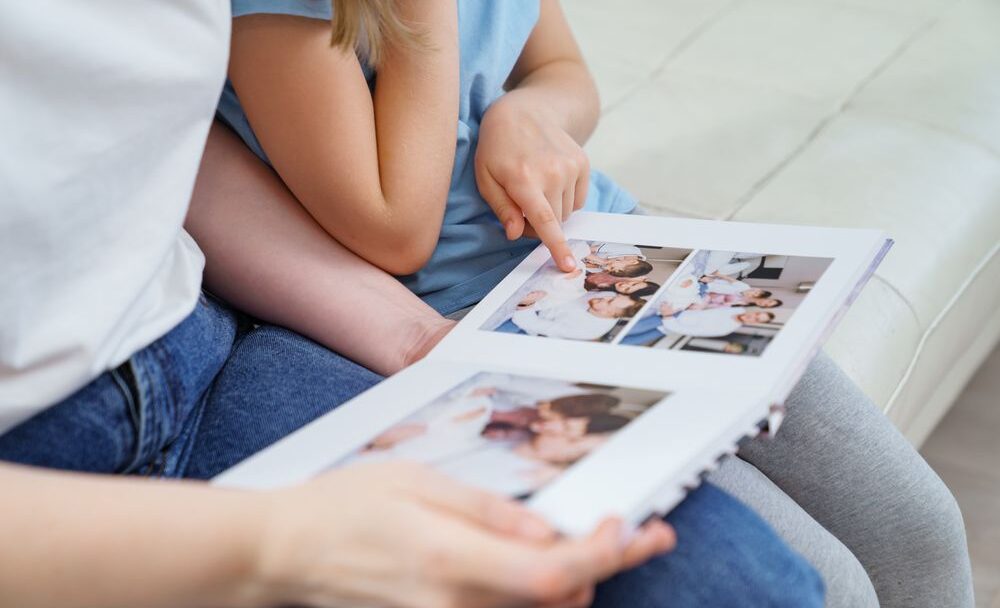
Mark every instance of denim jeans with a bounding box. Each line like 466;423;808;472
0;295;823;607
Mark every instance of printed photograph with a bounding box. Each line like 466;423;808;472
618;250;833;356
336;373;667;500
481;240;693;342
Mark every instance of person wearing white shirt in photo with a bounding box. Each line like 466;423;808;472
660;307;775;339
702;250;756;279
345;388;497;467
583;242;651;277
512;293;646;341
438;407;630;498
593;242;644;260
481;240;590;329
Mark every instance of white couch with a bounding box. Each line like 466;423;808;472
565;0;1000;445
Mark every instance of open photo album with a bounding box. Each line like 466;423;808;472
215;212;892;537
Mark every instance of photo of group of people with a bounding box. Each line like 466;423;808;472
481;240;692;342
337;373;666;500
618;250;833;356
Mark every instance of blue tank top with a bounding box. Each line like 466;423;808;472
218;0;637;315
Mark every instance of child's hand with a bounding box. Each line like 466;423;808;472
475;97;590;272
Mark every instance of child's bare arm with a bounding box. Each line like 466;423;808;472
474;0;601;272
227;2;459;275
505;0;601;144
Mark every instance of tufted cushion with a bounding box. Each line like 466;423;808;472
566;0;1000;445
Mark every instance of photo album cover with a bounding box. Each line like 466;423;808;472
216;212;892;537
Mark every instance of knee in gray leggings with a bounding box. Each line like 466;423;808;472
866;468;973;607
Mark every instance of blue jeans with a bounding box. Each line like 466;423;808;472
0;295;823;607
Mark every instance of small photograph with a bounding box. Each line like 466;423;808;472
480;240;693;342
336;373;667;500
618;250;833;356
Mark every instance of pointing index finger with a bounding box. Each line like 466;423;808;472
518;189;576;272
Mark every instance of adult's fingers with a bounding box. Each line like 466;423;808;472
620;519;676;570
510;187;576;272
430;515;627;603
412;467;556;543
543;585;595;608
476;164;526;240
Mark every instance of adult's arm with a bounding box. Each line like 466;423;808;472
0;461;674;608
227;1;459;275
0;461;262;607
186;122;453;376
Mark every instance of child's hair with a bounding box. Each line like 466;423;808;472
330;0;424;66
609;260;653;278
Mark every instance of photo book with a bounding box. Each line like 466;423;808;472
215;212;892;537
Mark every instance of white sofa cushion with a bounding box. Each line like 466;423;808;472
566;0;1000;444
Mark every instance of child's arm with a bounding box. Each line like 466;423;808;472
227;2;459;275
187;122;454;376
474;0;601;272
505;0;601;144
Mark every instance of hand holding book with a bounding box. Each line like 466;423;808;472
255;461;674;607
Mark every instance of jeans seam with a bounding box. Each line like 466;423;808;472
110;360;149;474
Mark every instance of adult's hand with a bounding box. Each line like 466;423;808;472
255;461;676;607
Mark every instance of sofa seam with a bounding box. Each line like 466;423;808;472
725;16;939;221
601;0;743;118
841;104;1000;164
871;273;922;328
883;241;1000;415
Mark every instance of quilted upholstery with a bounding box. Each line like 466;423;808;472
566;0;1000;445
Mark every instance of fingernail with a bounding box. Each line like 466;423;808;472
563;256;577;270
504;220;518;239
618;522;637;549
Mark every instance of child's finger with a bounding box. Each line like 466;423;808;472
476;164;526;240
561;183;575;222
573;169;589;211
516;189;577;272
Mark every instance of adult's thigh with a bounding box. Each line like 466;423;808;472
593;483;825;608
183;324;382;479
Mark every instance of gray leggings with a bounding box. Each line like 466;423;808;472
708;352;974;607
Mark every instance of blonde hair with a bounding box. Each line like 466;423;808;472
330;0;424;66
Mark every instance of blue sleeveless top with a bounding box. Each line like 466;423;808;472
218;0;637;315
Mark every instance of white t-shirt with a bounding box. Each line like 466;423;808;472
594;243;644;260
437;443;550;498
703;278;752;296
703;250;752;278
512;294;618;341
343;394;495;467
661;307;745;338
0;2;230;433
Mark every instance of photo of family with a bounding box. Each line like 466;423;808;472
336;373;667;500
618;250;833;356
481;241;692;342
